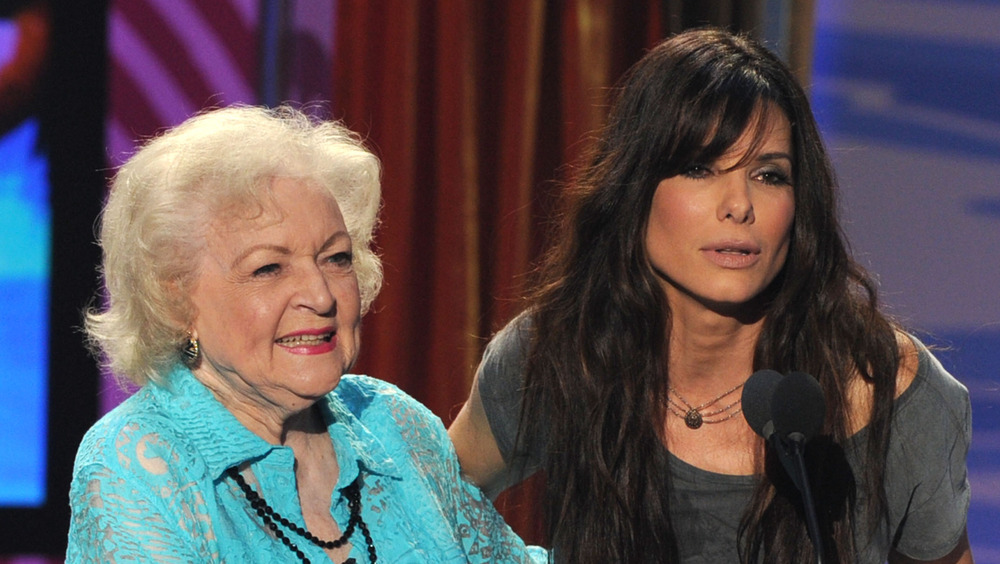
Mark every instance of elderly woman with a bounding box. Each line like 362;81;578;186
67;106;544;563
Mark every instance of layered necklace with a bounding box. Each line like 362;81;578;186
667;380;746;429
226;467;378;564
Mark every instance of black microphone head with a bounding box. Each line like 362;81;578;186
771;371;825;442
742;369;784;439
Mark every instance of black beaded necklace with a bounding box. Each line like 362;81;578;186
226;467;378;564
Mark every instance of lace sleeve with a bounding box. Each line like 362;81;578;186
66;463;204;563
66;418;218;563
365;380;549;563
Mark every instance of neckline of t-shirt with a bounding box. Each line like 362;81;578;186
666;339;930;482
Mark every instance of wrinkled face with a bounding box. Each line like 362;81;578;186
188;178;361;415
646;106;795;316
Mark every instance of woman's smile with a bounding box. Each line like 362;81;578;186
276;327;337;354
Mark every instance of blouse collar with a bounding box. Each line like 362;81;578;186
150;365;399;485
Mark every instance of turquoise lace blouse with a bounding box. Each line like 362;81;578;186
67;365;546;563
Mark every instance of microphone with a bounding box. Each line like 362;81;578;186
772;371;825;443
742;370;826;564
743;369;825;442
742;369;783;440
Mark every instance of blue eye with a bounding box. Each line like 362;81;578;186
252;263;280;277
328;252;353;267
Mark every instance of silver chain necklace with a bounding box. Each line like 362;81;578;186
667;381;746;429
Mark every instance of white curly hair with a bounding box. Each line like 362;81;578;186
86;105;383;386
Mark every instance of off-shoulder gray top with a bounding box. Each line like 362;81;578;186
477;315;971;563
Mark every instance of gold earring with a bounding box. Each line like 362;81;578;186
182;335;200;366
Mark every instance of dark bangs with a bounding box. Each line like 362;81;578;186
660;52;786;178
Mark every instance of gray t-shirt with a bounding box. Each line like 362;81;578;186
477;315;971;563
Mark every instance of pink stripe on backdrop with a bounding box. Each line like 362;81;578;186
224;0;257;28
107;48;174;162
192;0;258;84
109;8;198;128
146;0;256;104
116;0;218;108
106;116;140;166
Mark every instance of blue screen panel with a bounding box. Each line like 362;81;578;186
0;115;51;506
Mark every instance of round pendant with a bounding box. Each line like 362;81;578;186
684;409;703;429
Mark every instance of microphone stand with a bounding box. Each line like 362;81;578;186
773;432;824;564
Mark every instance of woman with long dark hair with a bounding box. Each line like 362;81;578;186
449;28;972;563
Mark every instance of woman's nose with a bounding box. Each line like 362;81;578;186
295;265;335;314
717;174;755;224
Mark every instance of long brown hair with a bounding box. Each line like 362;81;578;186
518;28;898;562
